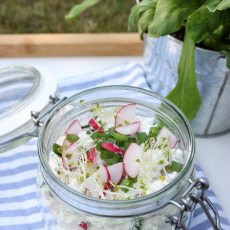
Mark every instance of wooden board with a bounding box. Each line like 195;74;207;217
0;33;143;57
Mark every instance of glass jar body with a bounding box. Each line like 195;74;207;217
37;86;196;230
37;165;196;230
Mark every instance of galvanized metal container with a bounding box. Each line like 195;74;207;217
144;34;230;136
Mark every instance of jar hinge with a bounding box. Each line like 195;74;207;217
31;95;68;136
168;178;224;230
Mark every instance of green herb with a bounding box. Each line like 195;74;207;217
82;124;90;129
137;132;148;144
107;154;121;166
100;150;115;159
149;127;158;137
108;127;115;136
128;137;137;143
169;161;183;172
134;219;144;230
107;138;117;144
95;141;105;151
128;175;138;183
98;133;109;139
113;132;128;142
90;131;99;140
120;179;133;193
66;134;80;143
53;143;62;157
166;29;202;121
156;123;164;130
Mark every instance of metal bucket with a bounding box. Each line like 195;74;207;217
144;33;230;136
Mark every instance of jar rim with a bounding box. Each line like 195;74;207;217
38;85;195;209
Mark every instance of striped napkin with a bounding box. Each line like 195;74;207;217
0;62;229;230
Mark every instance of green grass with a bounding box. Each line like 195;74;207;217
0;0;137;34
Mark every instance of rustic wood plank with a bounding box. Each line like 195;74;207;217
0;33;143;57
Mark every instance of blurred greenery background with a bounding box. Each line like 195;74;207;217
0;0;137;34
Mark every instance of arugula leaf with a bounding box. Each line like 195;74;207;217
186;6;221;43
166;29;202;121
128;1;158;30
148;0;203;37
65;0;101;20
53;143;62;157
138;9;156;40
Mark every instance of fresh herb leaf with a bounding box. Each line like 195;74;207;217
128;175;138;183
66;134;80;143
148;0;203;37
169;161;183;172
128;137;137;143
107;154;121;166
107;138;117;144
113;132;128;142
53;143;62;157
120;179;133;193
100;150;115;159
108;127;115;136
90;131;99;140
166;29;202;121
137;132;148;143
65;0;101;20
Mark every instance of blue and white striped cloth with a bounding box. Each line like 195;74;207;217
0;62;229;230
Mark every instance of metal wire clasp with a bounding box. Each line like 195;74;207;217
169;178;224;230
31;95;67;135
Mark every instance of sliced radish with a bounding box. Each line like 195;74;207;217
115;121;140;135
62;138;71;153
89;119;104;133
62;141;81;170
79;222;88;230
100;142;124;155
107;162;124;185
87;147;95;163
158;127;177;149
65;119;83;135
123;143;143;178
82;165;111;197
115;104;136;127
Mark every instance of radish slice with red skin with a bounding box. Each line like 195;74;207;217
62;138;71;153
100;142;124;155
89;119;104;133
107;162;124;185
115;104;136;127
158;127;177;149
115;121;140;135
62;141;81;170
82;165;111;197
123;143;143;178
79;222;88;230
87;147;95;163
65;119;83;135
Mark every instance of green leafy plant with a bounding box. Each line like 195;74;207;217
66;0;230;121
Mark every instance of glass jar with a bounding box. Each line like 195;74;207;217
36;86;197;230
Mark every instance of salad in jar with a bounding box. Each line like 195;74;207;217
49;103;183;200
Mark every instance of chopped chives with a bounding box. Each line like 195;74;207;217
137;132;148;143
66;134;80;143
118;141;125;147
107;154;121;166
169;161;183;172
108;127;115;136
120;179;133;193
113;132;128;142
128;137;137;143
100;150;115;159
81;124;90;129
128;175;138;183
120;147;127;152
124;142;130;149
90;131;99;140
53;143;62;157
107;138;117;144
156;123;164;130
149;127;159;137
98;133;109;139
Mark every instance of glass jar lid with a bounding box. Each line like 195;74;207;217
0;65;58;153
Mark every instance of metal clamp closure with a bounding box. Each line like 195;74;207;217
31;95;67;135
168;178;224;230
